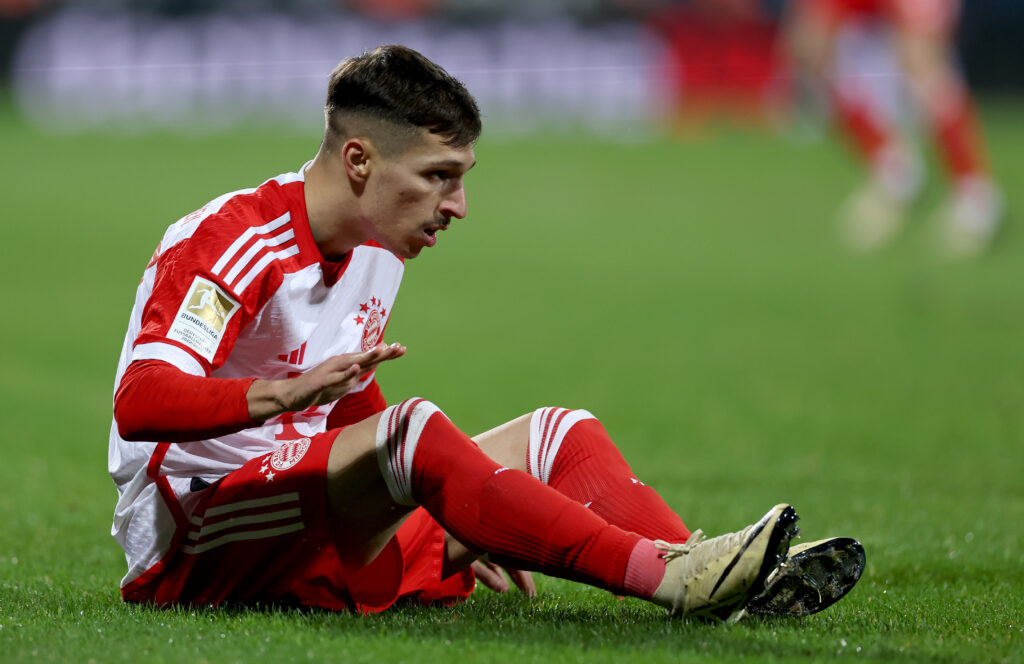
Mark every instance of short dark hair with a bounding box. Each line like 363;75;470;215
324;45;481;153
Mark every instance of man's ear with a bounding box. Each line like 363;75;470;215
341;138;373;183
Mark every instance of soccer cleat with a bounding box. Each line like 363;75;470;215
744;537;866;617
936;176;1005;258
837;181;911;252
838;143;923;252
650;504;800;621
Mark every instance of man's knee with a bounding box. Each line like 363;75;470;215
471;406;601;478
471;412;532;472
525;407;598;483
375;398;451;506
325;399;449;568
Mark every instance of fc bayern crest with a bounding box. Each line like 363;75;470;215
270;437;311;471
353;296;388;351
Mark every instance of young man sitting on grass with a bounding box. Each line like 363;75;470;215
109;44;864;620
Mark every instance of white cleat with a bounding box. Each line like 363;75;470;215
838;181;911;252
937;176;1005;258
650;504;800;622
838;143;923;252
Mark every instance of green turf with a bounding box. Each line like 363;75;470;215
1;98;1022;663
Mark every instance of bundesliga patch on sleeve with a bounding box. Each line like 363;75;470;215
167;276;240;362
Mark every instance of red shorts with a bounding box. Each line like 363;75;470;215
803;0;959;36
122;430;475;613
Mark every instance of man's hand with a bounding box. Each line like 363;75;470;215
471;560;537;597
247;342;406;421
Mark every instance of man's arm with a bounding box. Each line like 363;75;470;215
114;342;405;442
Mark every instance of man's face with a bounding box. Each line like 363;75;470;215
363;130;476;259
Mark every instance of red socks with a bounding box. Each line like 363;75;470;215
832;91;891;167
928;85;988;181
526;408;691;544
375;399;648;596
624;538;669;599
833;79;990;186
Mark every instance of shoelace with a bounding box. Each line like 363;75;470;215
653;530;706;561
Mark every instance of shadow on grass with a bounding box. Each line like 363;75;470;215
108;587;964;662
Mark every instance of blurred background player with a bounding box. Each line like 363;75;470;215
785;0;1005;255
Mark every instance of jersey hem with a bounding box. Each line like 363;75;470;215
121;443;190;594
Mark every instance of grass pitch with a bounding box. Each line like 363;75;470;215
1;99;1022;663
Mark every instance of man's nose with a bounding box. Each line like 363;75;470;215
440;182;467;220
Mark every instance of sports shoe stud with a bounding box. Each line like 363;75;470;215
744;537;866;617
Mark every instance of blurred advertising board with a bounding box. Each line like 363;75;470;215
10;8;669;135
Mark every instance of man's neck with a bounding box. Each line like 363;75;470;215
304;151;366;261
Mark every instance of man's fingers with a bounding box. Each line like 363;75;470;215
367;342;406;363
323;363;359;380
320;344;400;374
303;344;407;401
471;560;510;593
506;568;537;597
355;343;406;374
281;342;407;412
469;561;535;597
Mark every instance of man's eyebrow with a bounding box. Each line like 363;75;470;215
430;159;476;171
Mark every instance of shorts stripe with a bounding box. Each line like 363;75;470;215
193;491;300;523
188;507;302;538
181;522;305;555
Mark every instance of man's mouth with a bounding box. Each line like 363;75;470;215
423;220;450;245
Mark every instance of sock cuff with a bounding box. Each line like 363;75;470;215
621;538;665;600
375;398;445;506
527;407;596;484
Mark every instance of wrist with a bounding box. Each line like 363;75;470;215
246;378;291;422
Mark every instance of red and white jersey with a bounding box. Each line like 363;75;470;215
109;164;404;588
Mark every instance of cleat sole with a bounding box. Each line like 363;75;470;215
746;537;866;617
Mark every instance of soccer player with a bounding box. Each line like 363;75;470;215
109;45;863;620
786;0;1004;255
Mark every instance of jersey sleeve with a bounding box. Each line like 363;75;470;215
131;210;285;377
114;359;257;442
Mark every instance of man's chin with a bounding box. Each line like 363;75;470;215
401;244;424;259
374;238;421;260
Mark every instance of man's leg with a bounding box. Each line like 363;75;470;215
328;401;645;594
464;406;864;619
443;409;691;585
327;398;798;619
471;408;691;542
787;0;923;250
892;5;1004;255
